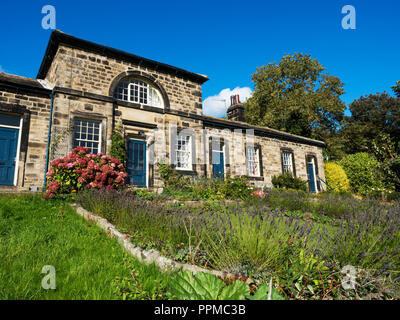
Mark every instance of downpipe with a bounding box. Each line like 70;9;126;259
43;92;55;189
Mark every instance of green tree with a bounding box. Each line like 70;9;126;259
392;80;400;97
341;93;400;154
372;133;400;191
244;53;346;142
338;153;385;196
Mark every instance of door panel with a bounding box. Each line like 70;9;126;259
0;127;19;186
127;140;146;187
212;151;224;178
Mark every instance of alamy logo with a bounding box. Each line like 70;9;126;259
341;265;357;290
41;265;56;290
341;5;356;30
41;5;56;30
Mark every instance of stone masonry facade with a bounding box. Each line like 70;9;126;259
0;30;325;192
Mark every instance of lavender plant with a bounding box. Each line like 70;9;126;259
76;188;400;295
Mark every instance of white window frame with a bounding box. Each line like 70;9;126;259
282;151;294;174
246;146;260;177
0;113;23;186
128;80;148;104
307;155;318;193
73;119;102;154
175;134;192;170
115;78;164;109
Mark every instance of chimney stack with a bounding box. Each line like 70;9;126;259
227;94;245;122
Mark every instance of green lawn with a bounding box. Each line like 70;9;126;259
0;194;171;300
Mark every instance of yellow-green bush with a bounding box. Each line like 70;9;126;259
324;162;350;193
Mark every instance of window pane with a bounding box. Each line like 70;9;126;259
176;135;191;169
73;119;101;154
282;152;294;174
246;147;260;176
0;114;20;127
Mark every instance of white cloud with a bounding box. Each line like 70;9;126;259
203;87;253;117
0;65;4;73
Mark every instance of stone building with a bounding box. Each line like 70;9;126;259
0;30;326;192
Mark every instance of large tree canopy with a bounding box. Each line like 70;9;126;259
341;92;400;154
244;53;346;140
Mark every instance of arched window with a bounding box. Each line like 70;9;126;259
113;78;164;109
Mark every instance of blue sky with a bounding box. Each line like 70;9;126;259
0;0;399;117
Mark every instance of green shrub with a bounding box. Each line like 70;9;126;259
324;162;350;193
157;163;191;191
386;191;400;201
110;124;127;166
262;189;311;212
191;177;224;201
221;175;252;200
271;172;307;192
157;163;252;201
338;153;385;196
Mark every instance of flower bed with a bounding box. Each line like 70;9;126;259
76;188;400;299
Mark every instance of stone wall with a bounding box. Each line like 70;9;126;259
50;93;113;160
203;125;326;191
44;45;204;115
0;88;51;190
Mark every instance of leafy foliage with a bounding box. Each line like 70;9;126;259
110;123;127;166
277;250;342;300
220;175;252;200
168;271;248;300
338;153;385;196
44;146;127;198
168;271;285;300
157;162;191;191
372;133;400;191
324;162;350;193
158;163;253;201
244;53;346;140
271;172;308;191
392;80;400;98
248;282;285;300
341;93;400;155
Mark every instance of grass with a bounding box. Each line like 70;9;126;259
0;194;172;300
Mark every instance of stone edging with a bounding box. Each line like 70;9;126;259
69;203;252;284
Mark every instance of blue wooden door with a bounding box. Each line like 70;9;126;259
127;140;146;187
0;127;19;186
307;162;316;193
212;151;224;178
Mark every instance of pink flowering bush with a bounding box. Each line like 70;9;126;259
44;146;128;199
252;189;266;199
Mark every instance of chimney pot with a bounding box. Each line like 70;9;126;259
227;94;245;122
